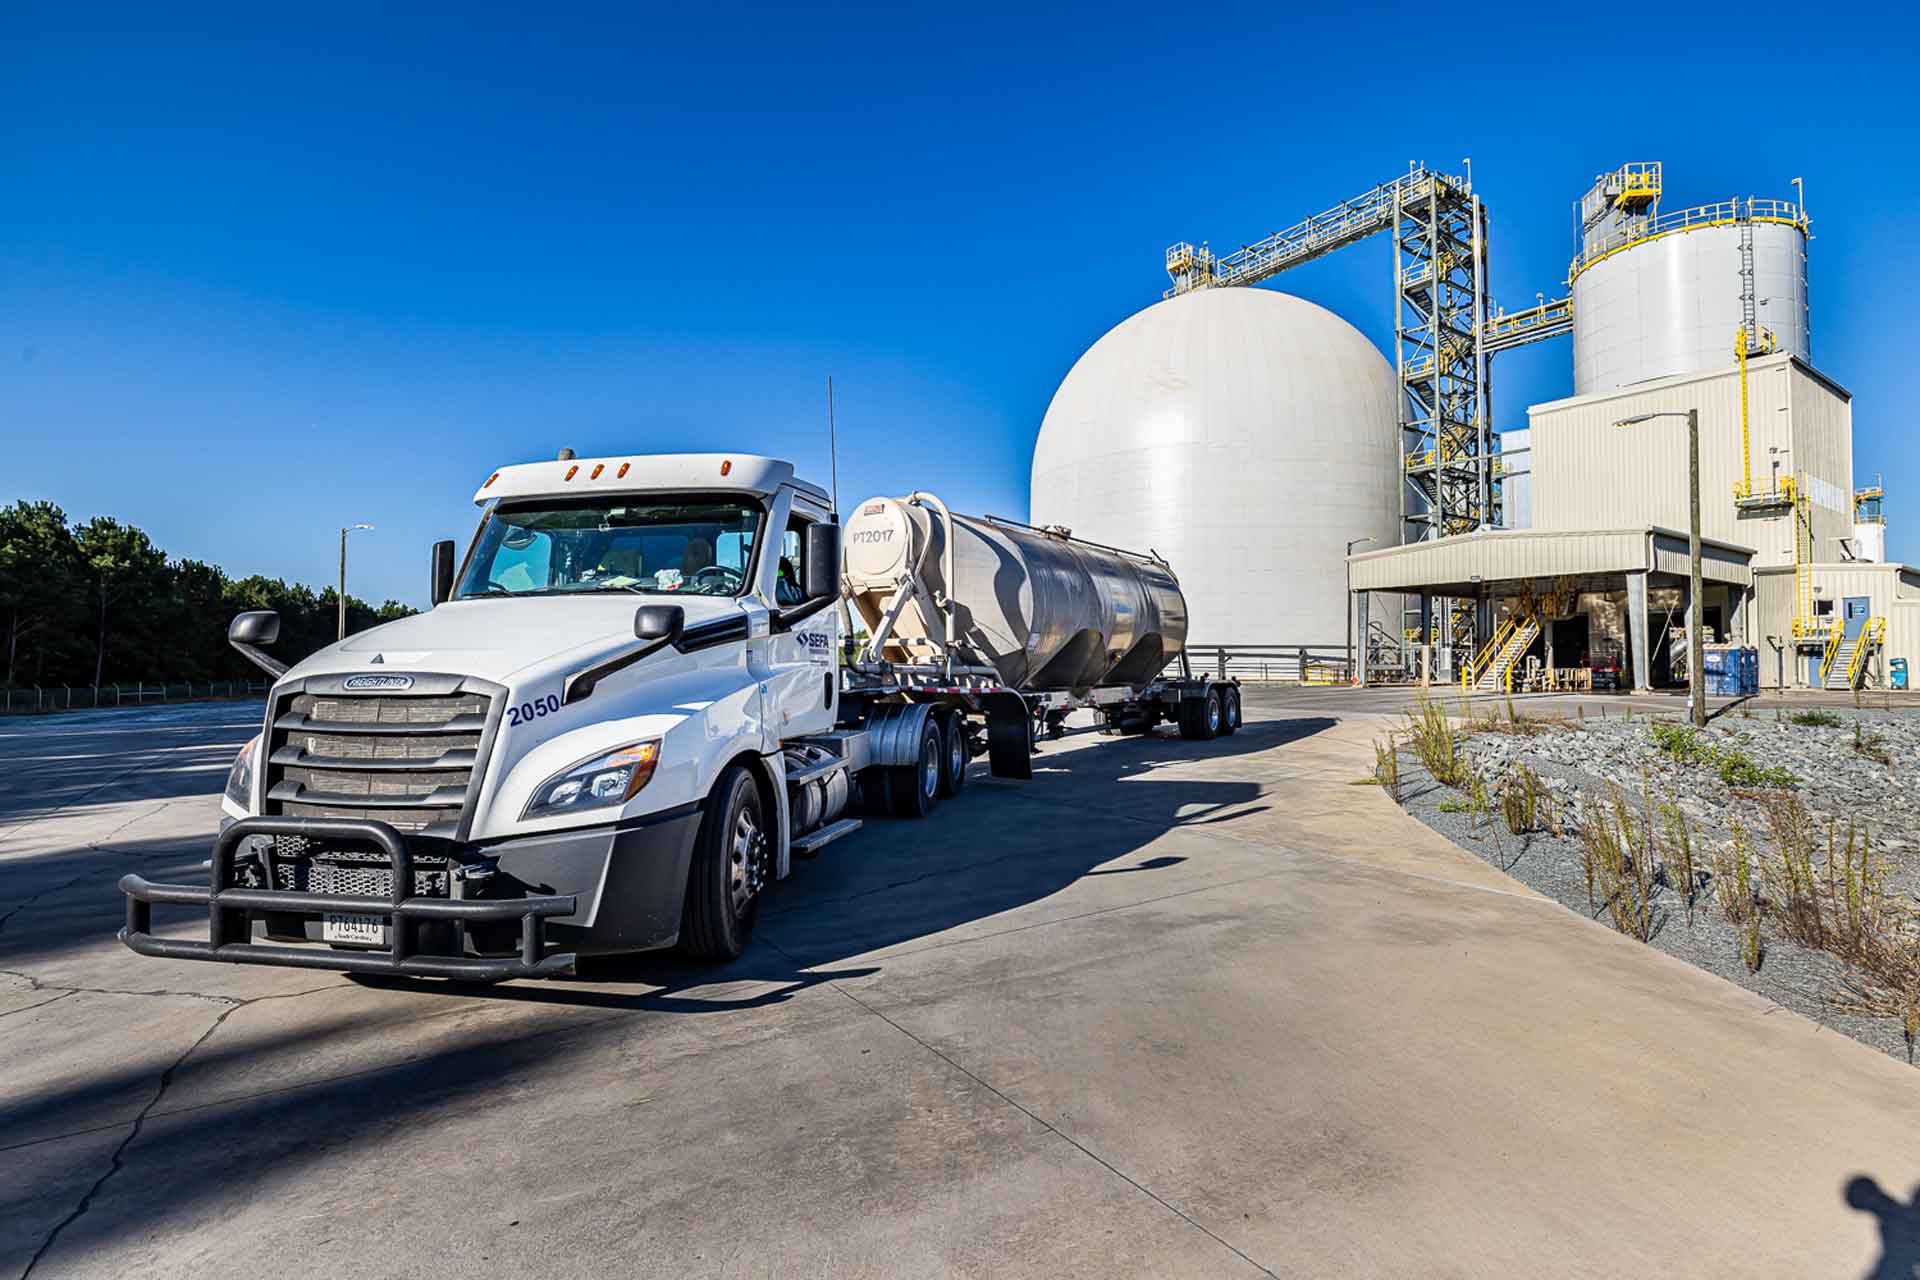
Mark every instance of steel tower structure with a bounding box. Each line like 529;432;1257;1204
1162;163;1576;671
1167;166;1506;543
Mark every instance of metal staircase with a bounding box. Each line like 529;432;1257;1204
1461;615;1539;692
1823;618;1885;690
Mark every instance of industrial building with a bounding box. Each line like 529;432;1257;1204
1031;160;1910;693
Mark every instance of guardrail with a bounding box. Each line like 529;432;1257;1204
1569;195;1806;283
1174;645;1357;684
1;681;270;715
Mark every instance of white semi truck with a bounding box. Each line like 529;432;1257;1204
120;453;1240;981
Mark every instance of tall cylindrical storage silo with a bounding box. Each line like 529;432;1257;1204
1571;213;1808;394
1030;289;1400;649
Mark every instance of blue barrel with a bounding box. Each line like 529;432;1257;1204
1704;646;1758;696
1894;658;1909;691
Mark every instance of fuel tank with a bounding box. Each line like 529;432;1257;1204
842;496;1187;692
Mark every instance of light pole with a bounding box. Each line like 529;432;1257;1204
1346;536;1376;686
1615;410;1706;726
339;523;374;641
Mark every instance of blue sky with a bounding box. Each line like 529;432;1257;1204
5;1;1911;607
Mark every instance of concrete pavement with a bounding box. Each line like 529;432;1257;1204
2;695;1918;1277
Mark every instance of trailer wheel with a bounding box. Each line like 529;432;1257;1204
679;765;768;960
889;715;943;818
1178;689;1221;741
936;711;968;798
1217;686;1241;736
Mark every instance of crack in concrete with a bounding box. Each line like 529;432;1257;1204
15;980;340;1277
0;989;75;1019
0;967;267;1006
0;873;91;936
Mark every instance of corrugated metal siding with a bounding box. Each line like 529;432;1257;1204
1752;568;1797;685
1520;353;1835;568
1649;535;1752;585
1790;364;1855;557
1349;529;1648;592
1754;563;1920;686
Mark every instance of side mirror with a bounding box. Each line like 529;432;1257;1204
229;611;281;646
228;611;287;678
430;540;457;605
803;522;841;602
634;604;685;644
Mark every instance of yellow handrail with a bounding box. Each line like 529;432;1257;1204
1848;618;1886;688
1461;613;1522;689
1570;195;1807;284
1821;624;1845;685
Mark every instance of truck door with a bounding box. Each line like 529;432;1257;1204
766;508;841;738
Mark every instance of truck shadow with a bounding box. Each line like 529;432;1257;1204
446;716;1334;1010
0;716;1334;1266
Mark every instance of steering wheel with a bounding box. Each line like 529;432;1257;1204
690;565;744;592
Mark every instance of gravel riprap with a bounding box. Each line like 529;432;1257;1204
1384;702;1920;1066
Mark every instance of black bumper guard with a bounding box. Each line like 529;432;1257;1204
119;816;578;982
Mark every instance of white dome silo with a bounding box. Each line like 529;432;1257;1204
1030;288;1400;647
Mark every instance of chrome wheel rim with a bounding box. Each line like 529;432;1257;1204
728;804;767;916
922;738;940;797
1207;697;1221;732
947;725;965;781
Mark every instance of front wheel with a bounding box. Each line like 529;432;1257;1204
680;765;769;960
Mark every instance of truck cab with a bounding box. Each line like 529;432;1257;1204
125;454;855;979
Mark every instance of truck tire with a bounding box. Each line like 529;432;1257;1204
1217;685;1241;736
680;765;769;960
936;710;968;798
1178;689;1221;741
889;715;943;818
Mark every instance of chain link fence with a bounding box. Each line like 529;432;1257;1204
1;681;271;715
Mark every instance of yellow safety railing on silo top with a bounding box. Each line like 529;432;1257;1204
1570;196;1808;285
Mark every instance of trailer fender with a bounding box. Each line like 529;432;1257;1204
863;702;937;769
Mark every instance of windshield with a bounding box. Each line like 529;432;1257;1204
457;498;762;599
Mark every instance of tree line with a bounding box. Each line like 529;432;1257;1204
0;500;415;688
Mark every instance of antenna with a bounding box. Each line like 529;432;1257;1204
826;375;840;516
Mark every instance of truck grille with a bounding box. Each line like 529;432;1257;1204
264;688;492;837
267;837;452;898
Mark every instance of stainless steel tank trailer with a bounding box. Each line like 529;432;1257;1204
118;454;1240;983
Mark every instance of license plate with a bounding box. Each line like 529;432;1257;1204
323;913;385;946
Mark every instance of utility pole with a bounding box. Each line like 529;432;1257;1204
1687;407;1705;726
339;523;374;641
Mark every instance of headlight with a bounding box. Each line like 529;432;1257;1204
524;741;661;819
225;735;259;807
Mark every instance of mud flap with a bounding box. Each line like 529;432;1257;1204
981;690;1032;780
